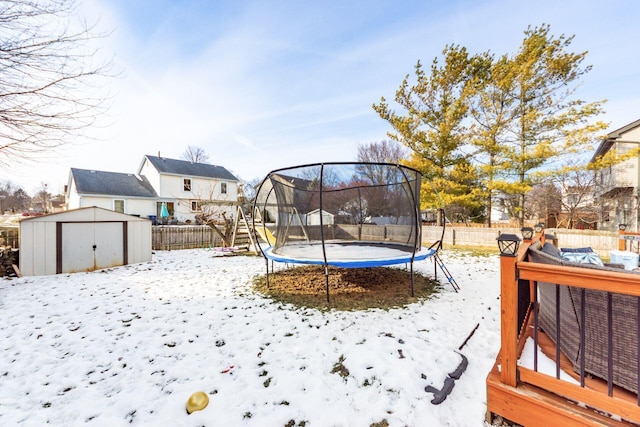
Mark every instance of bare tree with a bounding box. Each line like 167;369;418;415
556;168;599;229
524;183;562;225
356;140;408;165
34;182;51;213
0;180;30;212
191;181;237;246
182;146;210;164
0;0;112;167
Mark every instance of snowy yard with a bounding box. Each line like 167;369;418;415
0;249;501;426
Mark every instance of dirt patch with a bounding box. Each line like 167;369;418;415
253;265;438;311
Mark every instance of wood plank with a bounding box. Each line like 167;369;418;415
518;262;640;296
525;323;639;404
11;263;22;278
519;368;640;424
487;364;637;426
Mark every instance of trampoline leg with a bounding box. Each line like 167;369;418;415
410;261;415;297
265;258;270;289
324;265;330;304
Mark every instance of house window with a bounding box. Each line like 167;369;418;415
114;199;124;213
191;200;201;212
183;178;191;191
221;182;227;194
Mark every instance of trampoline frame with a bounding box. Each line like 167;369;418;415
252;162;439;302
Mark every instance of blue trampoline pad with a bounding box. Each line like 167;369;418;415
262;242;436;268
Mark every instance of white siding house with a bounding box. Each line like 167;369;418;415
19;207;151;276
66;155;240;224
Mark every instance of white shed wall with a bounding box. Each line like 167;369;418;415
19;220;57;276
19;207;151;276
128;220;152;264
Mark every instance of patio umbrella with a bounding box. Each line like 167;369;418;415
160;202;169;219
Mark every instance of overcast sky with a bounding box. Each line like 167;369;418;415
5;0;640;194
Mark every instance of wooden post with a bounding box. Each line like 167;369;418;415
619;230;626;251
500;251;518;387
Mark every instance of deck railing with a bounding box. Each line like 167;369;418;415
489;235;640;426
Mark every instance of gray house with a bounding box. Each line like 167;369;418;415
66;155;240;223
591;119;640;231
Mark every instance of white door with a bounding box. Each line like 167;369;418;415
61;222;124;273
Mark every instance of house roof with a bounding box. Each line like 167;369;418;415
70;168;158;198
590;118;640;162
142;155;239;181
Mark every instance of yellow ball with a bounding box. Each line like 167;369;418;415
186;391;209;414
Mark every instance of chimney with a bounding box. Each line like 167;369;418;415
158;151;161;158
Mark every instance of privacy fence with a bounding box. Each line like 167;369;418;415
150;224;622;256
151;225;223;250
424;226;620;257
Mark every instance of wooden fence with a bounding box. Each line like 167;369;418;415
152;225;223;250
149;224;623;255
422;226;621;257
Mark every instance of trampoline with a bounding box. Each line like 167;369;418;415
252;162;439;301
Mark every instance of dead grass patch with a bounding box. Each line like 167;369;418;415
253;265;438;311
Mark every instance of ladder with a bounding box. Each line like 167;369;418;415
230;206;259;253
433;252;460;292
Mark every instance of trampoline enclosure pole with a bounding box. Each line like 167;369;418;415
325;265;330;304
265;257;270;289
410;261;415;297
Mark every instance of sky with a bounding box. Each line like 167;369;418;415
4;0;640;195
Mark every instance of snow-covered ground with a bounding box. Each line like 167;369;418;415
0;248;502;426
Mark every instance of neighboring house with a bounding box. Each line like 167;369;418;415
66;155;240;224
590;118;640;231
557;185;597;229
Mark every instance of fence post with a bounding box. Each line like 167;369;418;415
499;248;519;387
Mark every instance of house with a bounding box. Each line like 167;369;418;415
66;155;240;224
557;184;598;229
590;118;640;231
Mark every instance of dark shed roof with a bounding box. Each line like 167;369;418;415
71;168;158;197
143;155;239;181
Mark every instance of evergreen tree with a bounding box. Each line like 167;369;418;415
373;45;477;223
500;24;606;226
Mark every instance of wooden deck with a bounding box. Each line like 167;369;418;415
486;235;640;426
487;318;639;426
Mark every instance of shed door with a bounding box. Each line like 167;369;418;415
60;222;124;273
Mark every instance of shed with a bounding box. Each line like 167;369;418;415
19;206;152;276
306;209;335;226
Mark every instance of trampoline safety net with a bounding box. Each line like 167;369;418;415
253;162;425;266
